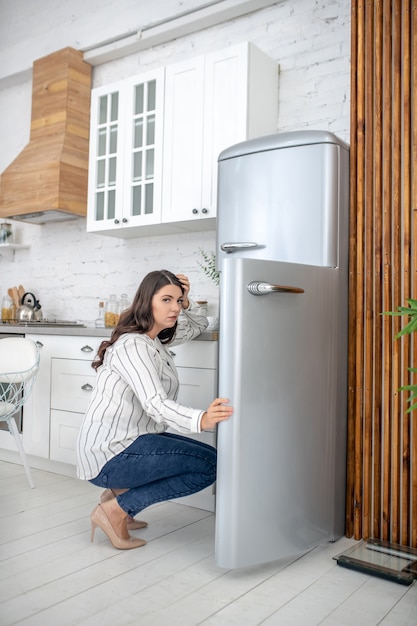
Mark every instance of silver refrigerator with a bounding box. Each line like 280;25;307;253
214;130;350;569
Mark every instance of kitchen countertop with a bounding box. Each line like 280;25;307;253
0;324;218;341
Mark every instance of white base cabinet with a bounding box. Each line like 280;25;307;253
0;331;218;511
50;356;99;464
50;410;84;465
170;341;218;512
23;334;104;461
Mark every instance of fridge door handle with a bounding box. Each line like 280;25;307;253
247;281;305;295
220;242;260;253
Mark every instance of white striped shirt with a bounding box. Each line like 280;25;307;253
76;303;209;480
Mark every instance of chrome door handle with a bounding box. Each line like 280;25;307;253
247;281;304;295
81;383;93;391
220;242;259;253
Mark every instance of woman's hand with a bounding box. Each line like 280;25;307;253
200;398;233;431
176;273;190;309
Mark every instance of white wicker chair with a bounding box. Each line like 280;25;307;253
0;337;40;488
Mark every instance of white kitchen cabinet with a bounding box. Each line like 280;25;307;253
162;42;278;230
169;341;218;511
87;42;278;238
87;69;165;236
2;331;218;503
23;334;105;460
50;410;85;465
50;357;97;464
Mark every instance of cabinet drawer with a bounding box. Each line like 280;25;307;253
50;409;84;465
38;336;104;360
177;367;217;409
51;358;96;413
170;341;217;369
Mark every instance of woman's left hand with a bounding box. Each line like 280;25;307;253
176;274;190;309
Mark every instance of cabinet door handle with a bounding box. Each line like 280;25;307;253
81;345;94;352
122;218;128;223
35;341;44;348
81;383;93;391
202;208;208;214
114;219;120;224
192;208;198;214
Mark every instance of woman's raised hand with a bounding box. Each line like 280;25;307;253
176;274;190;309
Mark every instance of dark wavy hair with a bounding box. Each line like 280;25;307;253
92;270;184;370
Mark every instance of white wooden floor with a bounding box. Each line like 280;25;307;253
0;461;416;626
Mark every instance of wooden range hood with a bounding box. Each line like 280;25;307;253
0;47;92;224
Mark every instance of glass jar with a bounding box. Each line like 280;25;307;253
117;293;130;324
196;300;208;315
95;301;105;328
104;294;118;328
1;295;15;322
0;223;13;244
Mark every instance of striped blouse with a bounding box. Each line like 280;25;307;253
76;302;209;480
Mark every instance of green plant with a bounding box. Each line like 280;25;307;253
197;248;220;286
384;297;417;413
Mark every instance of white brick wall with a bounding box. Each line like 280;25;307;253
0;0;351;324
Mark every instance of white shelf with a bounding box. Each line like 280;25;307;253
0;243;29;249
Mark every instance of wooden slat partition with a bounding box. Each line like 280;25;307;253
347;0;417;546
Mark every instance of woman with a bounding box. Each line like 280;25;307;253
76;270;233;550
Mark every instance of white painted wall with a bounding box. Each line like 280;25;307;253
0;0;351;324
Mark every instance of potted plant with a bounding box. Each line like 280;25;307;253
197;248;220;330
197;248;220;286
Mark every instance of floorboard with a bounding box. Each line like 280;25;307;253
0;462;416;625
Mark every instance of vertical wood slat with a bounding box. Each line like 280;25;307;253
346;0;359;540
391;0;402;544
347;0;417;547
409;0;417;546
400;0;411;547
381;0;393;543
373;0;384;540
351;0;366;540
363;0;374;541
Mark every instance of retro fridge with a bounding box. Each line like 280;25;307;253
214;130;350;569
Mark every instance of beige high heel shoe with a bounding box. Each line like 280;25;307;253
100;488;148;530
90;504;146;550
100;489;148;530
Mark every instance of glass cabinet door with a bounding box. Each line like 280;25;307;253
93;90;120;223
127;73;163;224
87;69;164;234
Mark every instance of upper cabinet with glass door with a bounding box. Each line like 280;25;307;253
87;43;278;238
87;69;164;236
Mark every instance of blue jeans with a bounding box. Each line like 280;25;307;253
89;432;217;517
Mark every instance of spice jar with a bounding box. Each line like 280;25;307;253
0;223;13;244
104;294;118;328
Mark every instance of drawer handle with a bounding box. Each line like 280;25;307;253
169;350;176;357
36;341;44;348
81;345;94;353
81;383;93;391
